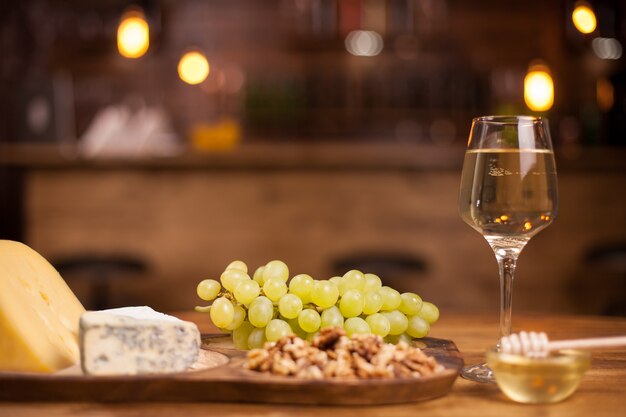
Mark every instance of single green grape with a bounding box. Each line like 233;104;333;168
220;269;250;293
263;277;288;301
310;280;339;308
344;317;370;337
320;306;344;328
363;273;382;293
382;310;408;335
407;315;430;338
337;278;349;296
225;304;246;330
234;280;260;305
232;321;254;349
288;274;314;304
252;266;265;286
339;289;364;318
399;292;423;316
263;260;289;282
338;269;365;295
418;301;440;324
210;297;235;328
278;293;303;319
265;319;292;342
247;327;267;349
379;286;402;311
248;296;274;327
287;318;308;339
328;276;341;286
365;313;391;337
298;309;321;333
197;279;221;301
362;291;383;314
226;260;248;273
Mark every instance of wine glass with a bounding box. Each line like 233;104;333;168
458;116;558;383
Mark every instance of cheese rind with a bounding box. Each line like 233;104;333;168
80;307;200;375
0;240;85;373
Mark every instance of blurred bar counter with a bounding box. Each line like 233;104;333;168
1;142;625;171
1;142;625;316
0;142;465;170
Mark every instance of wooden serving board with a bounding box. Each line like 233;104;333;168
0;335;463;405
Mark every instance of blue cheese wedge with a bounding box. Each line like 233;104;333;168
79;306;200;375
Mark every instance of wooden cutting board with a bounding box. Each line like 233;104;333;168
0;335;463;405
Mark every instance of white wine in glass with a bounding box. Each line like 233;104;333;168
458;116;558;383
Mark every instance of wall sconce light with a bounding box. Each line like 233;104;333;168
524;63;554;112
117;9;150;58
572;2;597;34
178;51;210;85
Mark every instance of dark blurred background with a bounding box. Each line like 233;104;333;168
0;0;625;316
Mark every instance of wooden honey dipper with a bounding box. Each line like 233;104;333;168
499;331;626;357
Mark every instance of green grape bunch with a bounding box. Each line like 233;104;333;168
195;260;440;350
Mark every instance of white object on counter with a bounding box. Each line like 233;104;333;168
79;98;181;158
79;306;200;376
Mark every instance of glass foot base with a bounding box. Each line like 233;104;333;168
461;362;495;383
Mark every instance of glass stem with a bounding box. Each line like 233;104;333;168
487;237;529;344
497;254;517;338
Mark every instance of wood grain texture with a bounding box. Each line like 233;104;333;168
0;336;462;405
0;313;624;416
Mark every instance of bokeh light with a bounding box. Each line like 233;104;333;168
524;66;554;112
597;78;614;111
572;3;596;34
591;37;623;60
117;11;149;58
178;51;210;85
345;30;384;57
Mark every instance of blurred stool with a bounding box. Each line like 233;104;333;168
571;242;626;316
583;243;626;316
54;255;148;310
332;252;427;292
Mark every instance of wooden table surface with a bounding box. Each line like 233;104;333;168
1;312;625;417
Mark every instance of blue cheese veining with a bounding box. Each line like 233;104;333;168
79;306;200;375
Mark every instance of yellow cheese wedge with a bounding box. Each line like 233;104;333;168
0;240;85;372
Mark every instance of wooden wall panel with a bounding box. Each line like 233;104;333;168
24;168;626;315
